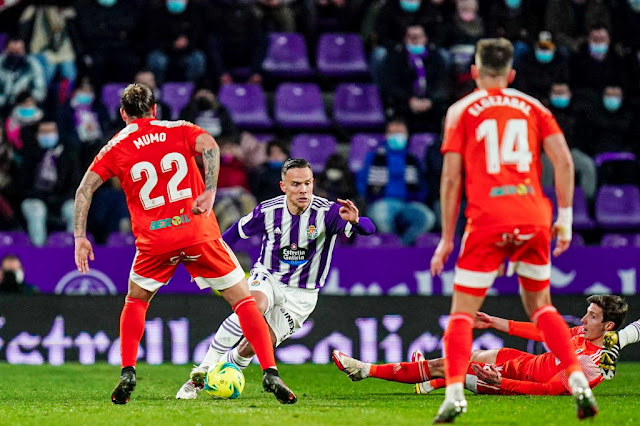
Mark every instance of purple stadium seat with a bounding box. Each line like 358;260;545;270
0;231;31;247
274;83;330;129
218;84;272;129
543;187;594;230
0;33;8;51
262;33;313;78
333;83;385;130
106;232;135;247
349;133;385;172
409;133;438;163
414;233;441;248
162;82;194;120
601;233;633;248
252;133;275;143
595;185;640;229
101;82;127;121
291;134;338;172
353;232;403;248
317;33;368;78
571;233;586;246
47;232;95;248
594;151;637;167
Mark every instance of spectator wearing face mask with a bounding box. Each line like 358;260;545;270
571;23;628;95
134;69;171;121
0;36;47;115
513;33;570;104
0;254;38;295
4;92;44;152
144;0;209;85
357;118;435;245
540;82;596;200
381;24;450;133
485;0;544;63
58;76;110;169
179;85;237;140
545;0;611;54
250;139;290;202
315;153;358;202
16;119;81;246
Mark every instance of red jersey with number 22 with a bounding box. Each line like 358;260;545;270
441;88;563;232
90;118;221;254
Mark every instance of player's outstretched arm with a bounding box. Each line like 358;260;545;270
193;133;219;217
543;133;575;257
74;170;104;273
431;152;462;276
337;198;376;235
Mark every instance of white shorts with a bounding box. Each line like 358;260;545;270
248;267;319;346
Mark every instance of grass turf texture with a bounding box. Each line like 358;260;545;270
1;362;639;425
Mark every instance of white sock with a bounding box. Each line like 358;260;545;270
224;347;253;370
618;320;640;348
445;382;465;400
199;314;244;369
568;371;589;394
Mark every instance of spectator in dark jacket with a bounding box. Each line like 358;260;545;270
381;24;449;133
0;36;46;115
179;86;237;140
0;254;38;295
315;153;358;202
357;118;435;245
134;69;171;121
144;0;208;85
249;139;289;201
544;0;611;54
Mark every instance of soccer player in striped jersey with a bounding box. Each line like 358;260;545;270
333;295;628;397
176;158;376;399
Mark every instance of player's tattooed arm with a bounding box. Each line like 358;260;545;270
74;171;104;238
203;144;220;192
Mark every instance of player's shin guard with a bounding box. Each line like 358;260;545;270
443;313;474;385
119;296;149;367
531;304;581;374
233;296;277;371
369;361;432;383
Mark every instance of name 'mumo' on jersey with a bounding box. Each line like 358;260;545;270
236;195;353;289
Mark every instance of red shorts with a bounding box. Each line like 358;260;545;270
129;239;245;292
469;348;536;382
454;225;551;295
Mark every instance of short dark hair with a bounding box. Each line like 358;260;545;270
386;116;408;131
267;140;290;157
120;83;155;119
475;38;514;77
281;158;312;179
587;294;628;330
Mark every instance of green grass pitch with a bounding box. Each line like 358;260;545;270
1;362;639;425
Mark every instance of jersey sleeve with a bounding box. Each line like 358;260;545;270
441;105;466;154
326;203;353;237
236;204;266;239
89;143;117;181
536;105;563;140
181;121;208;156
507;320;545;342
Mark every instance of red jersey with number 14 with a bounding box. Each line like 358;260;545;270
90;118;221;254
441;88;563;232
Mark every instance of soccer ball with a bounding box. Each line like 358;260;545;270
203;362;245;399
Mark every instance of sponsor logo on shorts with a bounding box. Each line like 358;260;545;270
489;180;535;198
280;307;296;335
166;252;202;266
279;243;309;266
150;208;191;231
307;225;318;240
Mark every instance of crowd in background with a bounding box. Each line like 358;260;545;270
0;0;639;249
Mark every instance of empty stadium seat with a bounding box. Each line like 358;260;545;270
0;33;8;51
106;232;135;247
162;81;194;120
333;83;385;130
348;133;385;172
601;233;634;248
290;134;338;172
218;84;272;129
595;151;640;186
0;231;31;247
409;133;438;163
262;33;313;78
101;82;127;120
317;33;368;78
595;185;640;229
543;187;594;230
414;233;441;248
353;232;403;248
274;83;330;129
47;232;95;248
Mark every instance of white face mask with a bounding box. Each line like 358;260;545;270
15;269;24;284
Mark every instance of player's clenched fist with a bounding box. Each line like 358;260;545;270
192;190;215;217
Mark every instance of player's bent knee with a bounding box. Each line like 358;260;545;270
250;291;269;314
127;280;155;303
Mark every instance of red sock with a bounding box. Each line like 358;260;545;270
120;296;149;367
369;360;432;383
532;305;581;374
233;297;276;371
430;378;446;389
443;313;474;385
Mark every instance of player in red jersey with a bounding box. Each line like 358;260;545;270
332;295;628;397
73;84;296;405
429;38;597;422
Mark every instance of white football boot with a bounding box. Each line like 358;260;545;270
332;350;370;381
568;371;598;420
175;365;208;399
433;384;467;424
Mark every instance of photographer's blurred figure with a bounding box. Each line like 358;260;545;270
0;254;38;295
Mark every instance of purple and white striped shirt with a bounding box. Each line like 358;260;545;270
235;195;354;289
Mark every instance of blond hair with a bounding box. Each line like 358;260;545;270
475;38;514;77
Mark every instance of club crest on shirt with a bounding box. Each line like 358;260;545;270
307;225;319;240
